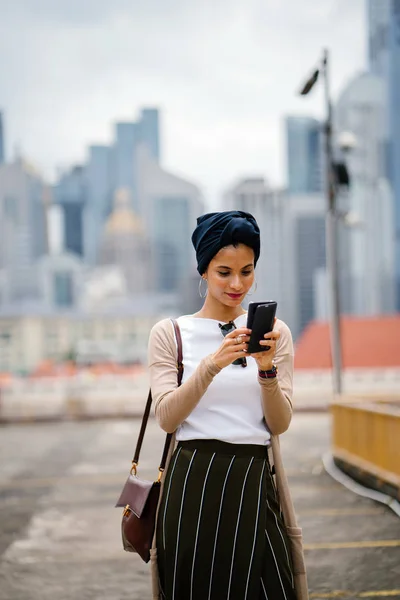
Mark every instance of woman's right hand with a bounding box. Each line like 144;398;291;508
211;327;251;369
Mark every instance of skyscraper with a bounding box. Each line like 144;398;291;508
136;145;204;296
0;111;4;164
140;108;160;161
388;3;400;309
84;145;112;265
110;109;160;217
221;178;286;319
0;159;48;304
368;0;391;78
53;165;85;257
111;122;140;213
334;71;395;315
281;193;327;339
55;108;161;266
368;0;400;308
285;116;323;194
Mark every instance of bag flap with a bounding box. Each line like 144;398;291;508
115;474;156;517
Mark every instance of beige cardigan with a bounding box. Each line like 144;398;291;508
148;318;309;600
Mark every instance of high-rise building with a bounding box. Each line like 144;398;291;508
53;165;85;257
59;108;161;267
334;71;396;315
367;0;400;308
0;159;48;304
222;180;331;338
111;122;140;213
37;252;85;309
368;0;391;78
140;108;160;161
281;193;327;338
110;109;160;214
136;145;204;298
285;116;323;194
0;111;4;164
388;3;400;309
84;145;112;265
221;177;287;320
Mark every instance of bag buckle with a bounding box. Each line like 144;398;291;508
130;462;138;476
123;504;132;517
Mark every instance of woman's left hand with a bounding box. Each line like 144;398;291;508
249;321;280;371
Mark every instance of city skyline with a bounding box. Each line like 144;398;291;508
0;0;366;206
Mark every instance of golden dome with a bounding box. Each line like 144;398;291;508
105;188;144;235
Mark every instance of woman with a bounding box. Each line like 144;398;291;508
148;211;307;600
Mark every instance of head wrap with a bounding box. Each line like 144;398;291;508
191;210;260;275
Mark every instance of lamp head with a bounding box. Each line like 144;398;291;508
299;69;319;95
337;131;357;153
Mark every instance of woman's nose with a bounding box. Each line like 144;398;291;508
230;276;242;290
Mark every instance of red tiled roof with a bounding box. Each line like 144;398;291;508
294;315;400;369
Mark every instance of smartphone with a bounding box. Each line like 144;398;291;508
246;301;277;354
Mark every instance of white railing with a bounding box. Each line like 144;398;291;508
1;369;399;421
0;372;151;421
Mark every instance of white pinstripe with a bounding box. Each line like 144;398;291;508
265;528;288;600
244;461;266;600
260;577;269;599
265;462;293;588
172;449;197;600
161;446;182;551
227;457;254;600
266;495;294;589
190;453;216;600
266;462;283;518
207;455;235;600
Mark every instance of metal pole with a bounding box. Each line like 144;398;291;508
322;48;343;395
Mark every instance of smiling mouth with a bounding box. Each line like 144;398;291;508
227;293;243;298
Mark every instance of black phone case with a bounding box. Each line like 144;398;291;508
247;302;277;354
246;301;276;330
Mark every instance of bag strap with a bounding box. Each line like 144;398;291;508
131;319;183;480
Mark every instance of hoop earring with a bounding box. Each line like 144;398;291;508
198;277;208;298
247;280;257;296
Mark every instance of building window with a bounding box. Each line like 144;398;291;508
121;328;137;344
4;196;18;223
44;324;59;355
80;323;93;340
53;272;74;307
103;322;116;340
0;331;11;345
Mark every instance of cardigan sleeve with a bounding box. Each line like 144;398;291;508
258;319;294;435
147;319;222;433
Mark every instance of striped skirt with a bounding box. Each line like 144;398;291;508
155;439;296;600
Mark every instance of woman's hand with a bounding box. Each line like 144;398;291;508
211;327;251;369
249;319;280;371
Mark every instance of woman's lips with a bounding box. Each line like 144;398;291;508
227;293;243;299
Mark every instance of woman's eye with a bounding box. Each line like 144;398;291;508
242;271;253;276
218;272;230;277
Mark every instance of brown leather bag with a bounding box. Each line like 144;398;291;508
115;319;183;563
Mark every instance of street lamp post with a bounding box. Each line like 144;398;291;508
299;48;343;395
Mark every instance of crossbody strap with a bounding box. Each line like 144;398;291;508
131;319;183;479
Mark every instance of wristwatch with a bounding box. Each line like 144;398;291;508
258;365;278;379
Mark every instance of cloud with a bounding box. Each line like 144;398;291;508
0;0;366;204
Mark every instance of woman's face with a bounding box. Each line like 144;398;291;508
204;244;255;307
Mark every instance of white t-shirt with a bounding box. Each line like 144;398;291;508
175;313;271;446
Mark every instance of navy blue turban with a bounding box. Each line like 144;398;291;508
191;210;260;275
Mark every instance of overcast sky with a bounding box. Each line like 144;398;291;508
0;0;366;207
